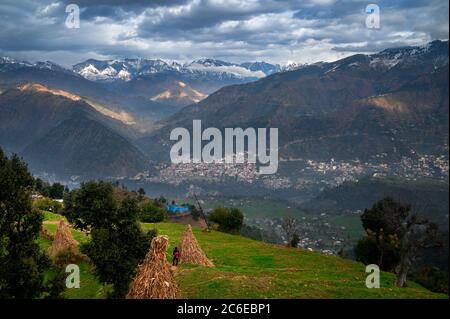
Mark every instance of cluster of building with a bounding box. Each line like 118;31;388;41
245;214;351;256
142;161;259;185
131;153;448;194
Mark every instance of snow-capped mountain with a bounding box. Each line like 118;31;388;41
0;57;73;74
240;61;282;75
0;56;32;67
185;59;267;79
368;40;449;69
72;58;282;83
73;58;183;82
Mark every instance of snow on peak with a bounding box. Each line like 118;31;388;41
185;61;266;78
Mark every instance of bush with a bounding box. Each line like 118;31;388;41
209;207;243;234
139;202;166;223
412;267;449;294
290;233;300;248
33;197;63;214
34;179;66;199
53;248;87;267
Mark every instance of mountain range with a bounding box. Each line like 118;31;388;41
1;56;300;107
0;40;448;183
72;58;294;84
141;40;449;164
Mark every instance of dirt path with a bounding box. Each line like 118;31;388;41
43;220;62;225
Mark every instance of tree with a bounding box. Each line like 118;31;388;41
290;233;300;248
394;215;440;287
209;207;243;234
49;183;65;199
189;205;200;221
137;187;146;201
355;198;407;270
33;197;63;214
65;181;155;298
0;149;63;298
354;197;440;287
281;217;297;247
412;267;449;294
139;201;166;223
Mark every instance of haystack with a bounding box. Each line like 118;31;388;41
47;220;78;258
178;224;214;266
126;235;180;299
40;227;55;241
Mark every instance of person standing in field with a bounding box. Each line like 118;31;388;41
172;247;180;266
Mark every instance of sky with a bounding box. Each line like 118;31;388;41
0;0;448;67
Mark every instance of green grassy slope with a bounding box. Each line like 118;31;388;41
39;212;446;299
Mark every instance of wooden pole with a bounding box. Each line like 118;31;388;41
194;194;210;231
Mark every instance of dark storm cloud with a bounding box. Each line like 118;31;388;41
62;0;190;21
0;0;448;66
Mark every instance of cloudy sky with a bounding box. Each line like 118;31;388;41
0;0;448;66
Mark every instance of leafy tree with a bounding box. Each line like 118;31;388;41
34;178;48;194
209;207;244;234
137;187;146;201
33;180;66;199
65;181;154;298
0;149;63;298
355;198;408;270
139;202;166;223
33;197;63;214
49;183;65;199
155;196;167;205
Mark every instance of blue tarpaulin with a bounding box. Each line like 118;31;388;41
166;204;190;213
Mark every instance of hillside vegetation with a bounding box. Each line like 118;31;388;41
39;212;446;299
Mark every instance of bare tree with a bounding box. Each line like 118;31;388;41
281;217;297;247
394;208;441;287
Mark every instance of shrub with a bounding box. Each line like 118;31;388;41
209;207;243;234
33;197;63;214
412;267;449;294
53;248;87;267
290;233;300;248
139;202;166;223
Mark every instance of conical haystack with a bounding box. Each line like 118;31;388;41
47;220;78;258
127;235;180;299
179;224;214;266
40;227;55;241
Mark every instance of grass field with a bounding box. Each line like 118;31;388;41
38;212;446;299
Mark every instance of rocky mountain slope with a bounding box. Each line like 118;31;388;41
140;40;449;164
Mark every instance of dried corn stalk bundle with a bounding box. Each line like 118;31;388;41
179;224;214;267
47;220;78;258
127;235;180;299
40;227;55;241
